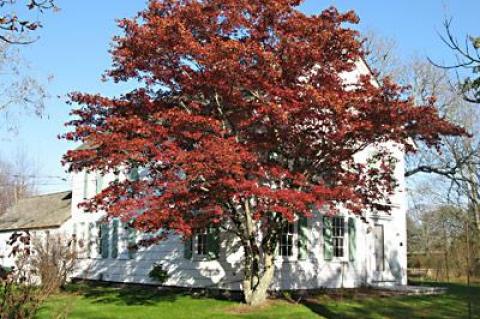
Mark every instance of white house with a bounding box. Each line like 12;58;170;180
0;60;408;291
65;141;407;291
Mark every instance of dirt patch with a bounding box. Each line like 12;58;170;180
224;299;283;314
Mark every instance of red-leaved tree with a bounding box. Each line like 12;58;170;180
62;0;465;305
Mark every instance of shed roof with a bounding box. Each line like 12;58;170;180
0;191;72;232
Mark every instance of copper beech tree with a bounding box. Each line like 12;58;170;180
63;0;465;305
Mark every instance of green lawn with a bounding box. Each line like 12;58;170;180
37;281;480;319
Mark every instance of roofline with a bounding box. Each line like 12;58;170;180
22;190;72;200
359;56;381;88
0;213;72;233
0;225;62;234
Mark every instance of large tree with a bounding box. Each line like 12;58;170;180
63;0;465;305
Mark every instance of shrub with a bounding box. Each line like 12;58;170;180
0;231;79;319
30;233;79;293
148;263;169;284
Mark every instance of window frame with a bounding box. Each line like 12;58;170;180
278;222;296;259
196;228;209;256
326;216;349;262
332;216;346;259
192;228;210;260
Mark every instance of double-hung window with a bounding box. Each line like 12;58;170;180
185;227;219;260
332;216;345;258
196;228;209;256
279;222;295;257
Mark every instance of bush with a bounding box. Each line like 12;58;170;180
31;233;79;293
148;263;169;284
0;231;79;319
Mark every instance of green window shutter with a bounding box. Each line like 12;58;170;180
298;215;308;260
206;227;220;260
184;236;193;260
96;223;102;255
348;217;357;262
127;227;137;259
83;172;89;199
100;223;110;259
96;173;103;194
323;216;333;261
111;219;119;259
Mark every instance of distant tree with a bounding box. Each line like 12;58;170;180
0;41;48;135
365;31;480;232
432;19;480;104
407;203;479;282
63;1;465;305
363;30;405;84
0;0;56;137
0;151;37;215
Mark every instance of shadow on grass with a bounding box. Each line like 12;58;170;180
65;283;181;306
58;281;480;319
299;282;480;319
65;281;242;307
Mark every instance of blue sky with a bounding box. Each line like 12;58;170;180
1;0;478;194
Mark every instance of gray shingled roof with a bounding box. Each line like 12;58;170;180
0;191;72;232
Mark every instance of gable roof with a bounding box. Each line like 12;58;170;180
0;191;72;232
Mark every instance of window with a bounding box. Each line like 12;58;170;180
332;217;345;258
196;228;209;256
279;223;294;257
185;228;219;260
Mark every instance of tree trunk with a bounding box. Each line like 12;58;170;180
240;200;276;306
243;252;275;306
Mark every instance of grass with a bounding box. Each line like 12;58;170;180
36;281;480;319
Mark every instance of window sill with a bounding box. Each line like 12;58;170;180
328;258;350;264
192;255;216;262
276;256;300;263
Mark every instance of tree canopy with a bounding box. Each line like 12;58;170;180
63;0;465;305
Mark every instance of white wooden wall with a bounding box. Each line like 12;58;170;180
67;142;407;290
